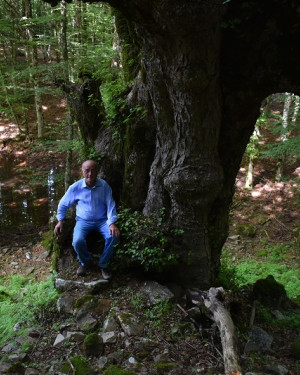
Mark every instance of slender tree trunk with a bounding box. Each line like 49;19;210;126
0;69;22;133
291;94;299;125
60;0;74;191
245;158;253;189
64;107;73;191
24;0;45;138
245;125;260;189
60;0;68;67
275;92;291;181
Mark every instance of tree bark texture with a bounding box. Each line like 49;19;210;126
44;0;300;287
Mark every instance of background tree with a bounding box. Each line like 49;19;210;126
261;93;300;179
23;0;45;138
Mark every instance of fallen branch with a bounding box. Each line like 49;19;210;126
202;287;242;375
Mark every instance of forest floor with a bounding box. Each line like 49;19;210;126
0;102;300;374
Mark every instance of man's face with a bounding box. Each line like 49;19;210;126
82;161;98;187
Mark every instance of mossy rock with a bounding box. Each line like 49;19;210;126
6;362;24;374
102;365;136;375
236;223;256;237
75;295;97;309
291;339;300;359
60;355;91;375
83;333;103;357
252;275;288;308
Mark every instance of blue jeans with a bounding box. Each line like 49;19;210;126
72;219;118;269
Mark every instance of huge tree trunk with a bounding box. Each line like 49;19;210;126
44;0;300;287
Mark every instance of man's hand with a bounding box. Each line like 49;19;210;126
109;223;120;238
54;221;63;236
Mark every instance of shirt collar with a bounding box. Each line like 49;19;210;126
81;177;102;189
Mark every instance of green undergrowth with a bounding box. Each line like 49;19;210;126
112;207;182;273
219;242;300;299
0;274;58;346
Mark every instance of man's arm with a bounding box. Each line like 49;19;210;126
105;183;118;226
54;184;76;235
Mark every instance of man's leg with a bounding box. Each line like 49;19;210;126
97;221;119;269
72;220;94;266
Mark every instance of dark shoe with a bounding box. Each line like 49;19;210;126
101;268;112;280
77;265;87;276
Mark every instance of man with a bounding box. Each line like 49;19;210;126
54;160;120;279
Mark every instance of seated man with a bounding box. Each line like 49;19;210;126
54;160;120;279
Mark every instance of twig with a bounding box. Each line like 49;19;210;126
176;303;188;316
67;357;76;374
249;300;257;329
185;340;199;352
176;303;200;328
274;216;293;233
264;229;270;240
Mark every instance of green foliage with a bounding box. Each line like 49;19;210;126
262;136;300;161
245;125;260;161
252;302;300;331
130;292;147;311
260;94;300;162
122;104;148;125
0;274;58;345
130;290;175;329
144;301;174;328
100;70;127;123
219;244;300;298
113;207;181;273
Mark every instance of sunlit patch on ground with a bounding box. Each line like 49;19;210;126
34;197;49;205
0;121;19;140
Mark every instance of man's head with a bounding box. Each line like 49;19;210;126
82;160;99;187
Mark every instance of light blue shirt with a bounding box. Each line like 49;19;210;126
56;178;117;226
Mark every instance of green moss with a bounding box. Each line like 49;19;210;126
117;311;136;326
112;9;140;82
291;339;300;359
236;223;256;237
41;230;53;250
83;333;103;357
103;365;136;375
60;355;91;375
41;230;60;271
75;295;96;309
6;362;24;373
152;361;178;370
51;240;61;271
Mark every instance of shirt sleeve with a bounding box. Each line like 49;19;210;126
105;183;118;226
56;185;76;221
